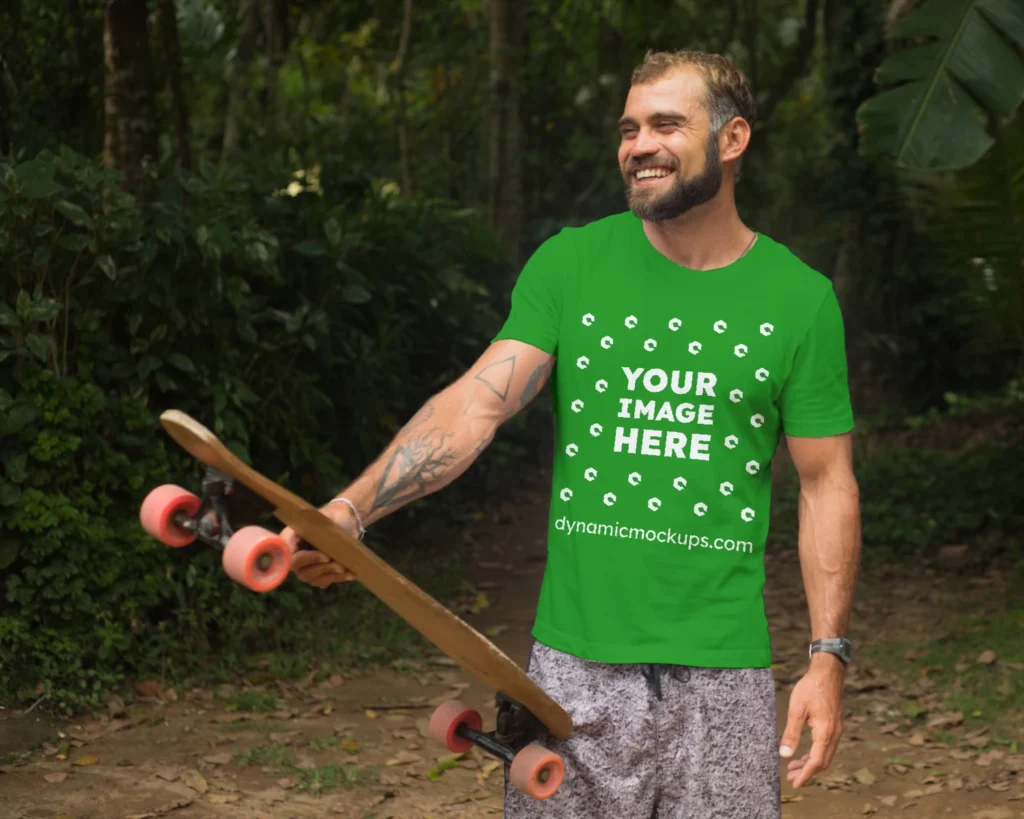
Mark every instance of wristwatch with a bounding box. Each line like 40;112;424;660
809;637;853;664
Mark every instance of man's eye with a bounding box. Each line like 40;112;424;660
620;128;637;137
657;122;675;130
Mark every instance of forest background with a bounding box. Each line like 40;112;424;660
0;0;1022;715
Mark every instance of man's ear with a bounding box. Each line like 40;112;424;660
720;117;751;165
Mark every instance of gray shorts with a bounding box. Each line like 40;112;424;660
505;641;781;819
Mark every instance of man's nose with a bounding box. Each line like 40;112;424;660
632;128;660;156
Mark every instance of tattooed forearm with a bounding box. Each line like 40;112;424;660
331;345;555;529
370;427;458;513
519;360;554;409
473;355;516;401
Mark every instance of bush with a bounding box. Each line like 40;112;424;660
0;148;522;711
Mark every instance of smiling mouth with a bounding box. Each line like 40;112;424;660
632;167;674;183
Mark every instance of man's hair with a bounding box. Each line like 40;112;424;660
631;50;756;176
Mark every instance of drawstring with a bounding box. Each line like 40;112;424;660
642;664;690;700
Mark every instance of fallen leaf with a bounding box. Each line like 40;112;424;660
72;755;99;766
136;679;163;698
207;794;241;804
977;650;997;665
903;788;924;799
107;695;126;718
879;723;899;734
908;732;927;746
988;781;1012;792
365;709;379;720
855;768;877;785
386;751;423;766
922;784;943;795
876;795;898;806
977;750;1005;767
162;688;178;703
947;777;964;791
44;772;68;784
202;752;232;766
469;592;490;614
970;810;1012;819
477;760;502;782
863;804;877;816
927;711;964;729
781;794;803;803
184;771;208;794
154;767;180;782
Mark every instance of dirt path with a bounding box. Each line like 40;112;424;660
1;493;1021;819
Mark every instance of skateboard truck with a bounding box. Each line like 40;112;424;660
452;693;547;766
171;468;275;551
429;694;564;799
140;469;293;592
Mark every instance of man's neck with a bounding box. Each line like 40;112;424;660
641;195;754;271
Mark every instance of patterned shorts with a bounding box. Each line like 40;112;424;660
504;641;781;819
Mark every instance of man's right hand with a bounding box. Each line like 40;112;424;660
283;503;360;588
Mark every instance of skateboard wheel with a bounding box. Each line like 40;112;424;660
509;742;565;800
428;699;482;754
222;526;292;593
140;484;201;547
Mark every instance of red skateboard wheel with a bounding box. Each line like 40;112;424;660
509;742;564;800
428;699;483;754
222;526;292;592
139;484;201;547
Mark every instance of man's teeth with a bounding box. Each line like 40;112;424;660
636;168;672;179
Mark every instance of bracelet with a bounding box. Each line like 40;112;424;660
327;497;367;540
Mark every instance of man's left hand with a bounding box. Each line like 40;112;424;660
778;654;845;788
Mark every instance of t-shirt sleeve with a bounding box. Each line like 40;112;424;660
490;229;571;355
778;286;855;438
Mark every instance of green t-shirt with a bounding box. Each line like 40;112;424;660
492;212;854;668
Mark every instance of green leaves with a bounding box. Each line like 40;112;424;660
857;0;1024;170
55;201;94;228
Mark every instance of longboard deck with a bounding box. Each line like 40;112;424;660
160;410;572;740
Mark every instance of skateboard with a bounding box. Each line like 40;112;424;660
139;410;571;799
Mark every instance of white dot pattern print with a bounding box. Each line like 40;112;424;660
553;309;786;527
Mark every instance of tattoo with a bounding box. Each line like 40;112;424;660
371;427;458;512
519;360;554;409
473;355;516;401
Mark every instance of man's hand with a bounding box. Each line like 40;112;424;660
282;503;360;588
779;654;845;788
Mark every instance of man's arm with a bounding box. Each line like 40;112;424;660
338;338;554;527
778;431;861;788
284;339;554;585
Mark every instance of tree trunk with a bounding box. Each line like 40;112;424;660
262;0;292;110
221;0;261;164
157;0;192;169
486;0;525;265
0;55;10;157
394;0;414;196
103;0;159;188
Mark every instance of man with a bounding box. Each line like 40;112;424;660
284;49;861;819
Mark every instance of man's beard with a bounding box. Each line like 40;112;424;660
624;135;723;222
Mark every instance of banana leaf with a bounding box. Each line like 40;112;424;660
856;0;1024;170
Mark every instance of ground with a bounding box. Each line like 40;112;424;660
1;491;1021;819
